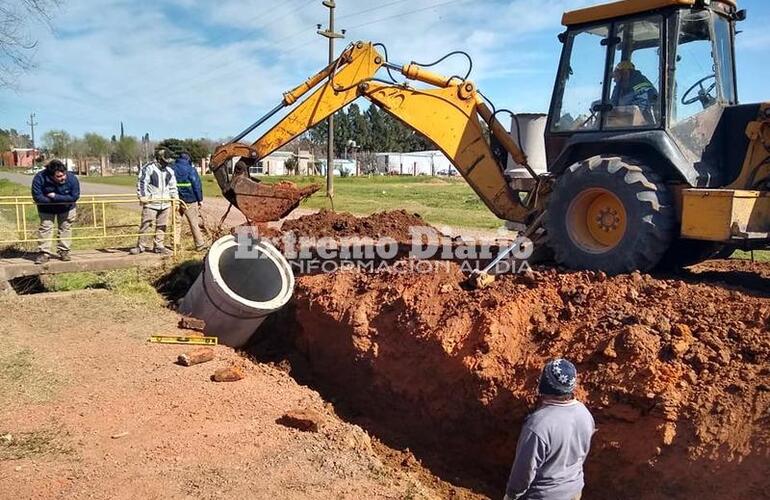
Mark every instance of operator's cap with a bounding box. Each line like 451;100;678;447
538;358;577;395
614;60;636;72
154;148;174;163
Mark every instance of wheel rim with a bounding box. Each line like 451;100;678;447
566;188;627;253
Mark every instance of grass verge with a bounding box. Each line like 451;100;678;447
47;268;163;305
81;174;503;229
0;178;174;252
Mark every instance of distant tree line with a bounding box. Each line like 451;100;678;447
308;103;434;156
36;130;215;166
0;128;33;152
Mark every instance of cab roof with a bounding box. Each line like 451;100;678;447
562;0;737;26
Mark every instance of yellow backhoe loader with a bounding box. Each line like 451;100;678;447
210;0;769;275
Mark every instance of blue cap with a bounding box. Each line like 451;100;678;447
538;358;577;395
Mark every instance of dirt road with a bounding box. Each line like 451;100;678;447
0;289;460;499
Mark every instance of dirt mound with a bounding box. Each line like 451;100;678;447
290;264;770;499
282;209;436;242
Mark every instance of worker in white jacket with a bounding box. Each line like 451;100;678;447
129;148;179;255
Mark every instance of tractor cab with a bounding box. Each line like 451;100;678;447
546;0;747;188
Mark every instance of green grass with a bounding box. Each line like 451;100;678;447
0;179;160;252
48;269;162;305
732;250;770;262
84;174;504;229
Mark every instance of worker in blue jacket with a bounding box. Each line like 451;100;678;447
31;159;81;264
172;152;206;251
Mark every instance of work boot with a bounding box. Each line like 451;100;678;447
154;246;173;256
128;246;144;255
34;253;50;265
59;251;72;262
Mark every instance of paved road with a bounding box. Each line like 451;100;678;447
0;171;503;241
0;171;249;230
1;171;134;196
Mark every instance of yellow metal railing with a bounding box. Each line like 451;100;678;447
0;194;186;255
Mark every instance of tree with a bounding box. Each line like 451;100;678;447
0;128;32;150
309;120;328;151
331;110;351;156
0;0;62;88
182;139;212;164
284;155;298;175
83;132;111;157
156;138;212;163
366;106;390;152
0;133;10;153
41;129;71;157
348;104;371;152
113;136;139;164
70;137;88;158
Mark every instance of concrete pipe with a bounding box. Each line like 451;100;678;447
179;235;294;348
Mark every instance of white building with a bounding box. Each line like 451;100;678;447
374;150;457;176
250;150;315;176
316;158;358;176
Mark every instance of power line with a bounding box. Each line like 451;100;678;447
108;0;447;104
336;0;413;20
41;0;476;138
107;0;318;101
345;0;472;31
27;112;37;149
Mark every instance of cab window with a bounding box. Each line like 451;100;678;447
714;14;736;104
673;10;720;123
551;25;609;132
605;16;662;129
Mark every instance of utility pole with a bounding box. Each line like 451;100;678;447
27;113;38;150
317;0;344;206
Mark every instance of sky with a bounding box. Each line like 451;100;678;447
1;0;770;143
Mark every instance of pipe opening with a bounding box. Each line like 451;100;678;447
218;246;284;303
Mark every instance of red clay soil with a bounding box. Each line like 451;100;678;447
230;177;319;223
290;263;770;499
282;209;436;242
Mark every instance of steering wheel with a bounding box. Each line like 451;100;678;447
681;74;717;107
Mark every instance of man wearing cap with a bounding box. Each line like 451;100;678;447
610;60;659;117
504;358;595;500
129;148;178;255
172;152;207;251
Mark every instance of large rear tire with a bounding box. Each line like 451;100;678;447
544;155;675;275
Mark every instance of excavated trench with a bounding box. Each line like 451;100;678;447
245;211;770;499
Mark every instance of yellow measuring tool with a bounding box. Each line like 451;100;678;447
148;335;218;346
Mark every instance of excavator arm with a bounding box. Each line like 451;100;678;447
211;41;549;225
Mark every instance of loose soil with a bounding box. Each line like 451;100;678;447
282;209;436;242
257;210;770;499
288;263;770;499
4;208;770;499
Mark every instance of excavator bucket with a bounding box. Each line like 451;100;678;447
229;174;320;223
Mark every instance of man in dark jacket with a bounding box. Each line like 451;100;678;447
172;152;206;251
31;159;81;264
504;359;595;500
